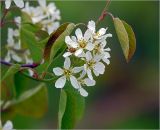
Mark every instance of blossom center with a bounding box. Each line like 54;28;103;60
87;60;96;68
63;69;72;77
68;47;76;53
78;40;87;48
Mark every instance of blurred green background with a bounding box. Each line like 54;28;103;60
1;0;159;129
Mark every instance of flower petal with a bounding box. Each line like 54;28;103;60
63;52;72;57
53;67;63;76
37;0;46;8
79;87;88;97
4;52;11;62
65;36;78;48
72;66;83;73
94;62;105;74
86;51;92;61
5;0;11;9
84;29;92;41
84;78;96;86
85;42;94;51
93;69;99;76
88;20;95;33
3;120;13;130
102;57;110;65
98;28;107;36
75;28;83;40
70;75;79;89
75;48;83;56
55;76;66;88
14;0;24;8
64;57;71;69
87;69;93;80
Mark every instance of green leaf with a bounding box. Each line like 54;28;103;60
1;64;20;82
113;17;136;62
15;83;48;117
1;83;48;120
44;23;75;63
122;20;136;62
58;86;85;129
20;24;43;62
58;89;67;129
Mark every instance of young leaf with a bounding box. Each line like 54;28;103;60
1;64;20;81
44;23;75;62
20;25;43;62
58;86;85;129
113;17;129;61
122;20;136;62
58;89;67;129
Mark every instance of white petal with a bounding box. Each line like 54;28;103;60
85;42;94;51
94;54;102;62
55;76;66;88
102;57;110;65
87;69;93;80
65;36;78;48
75;28;83;40
5;0;11;9
94;62;105;74
87;20;95;33
72;66;83;73
103;52;110;58
79;70;87;79
104;47;111;51
86;51;92;61
11;53;22;62
37;0;46;8
84;29;92;41
98;28;107;36
70;76;79;89
14;0;24;8
63;52;72;57
53;67;63;76
3;120;13;130
75;49;83;56
79;87;88;97
93;69;99;76
84;78;96;86
71;36;77;42
64;57;71;69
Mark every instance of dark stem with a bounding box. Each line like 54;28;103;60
96;0;111;25
0;59;40;68
0;9;9;27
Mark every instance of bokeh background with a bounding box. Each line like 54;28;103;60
1;0;159;129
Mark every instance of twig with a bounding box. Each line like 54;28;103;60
96;0;111;25
0;59;40;68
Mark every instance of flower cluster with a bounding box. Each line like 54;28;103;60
22;0;61;34
53;20;112;97
4;0;61;76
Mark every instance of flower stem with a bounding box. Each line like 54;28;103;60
96;0;111;25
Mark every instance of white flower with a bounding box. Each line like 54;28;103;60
4;28;22;62
22;2;44;23
1;120;13;130
64;28;94;57
77;71;96;97
37;0;61;20
53;57;82;89
5;0;24;9
93;40;111;65
84;51;105;80
87;20;112;40
23;0;61;34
